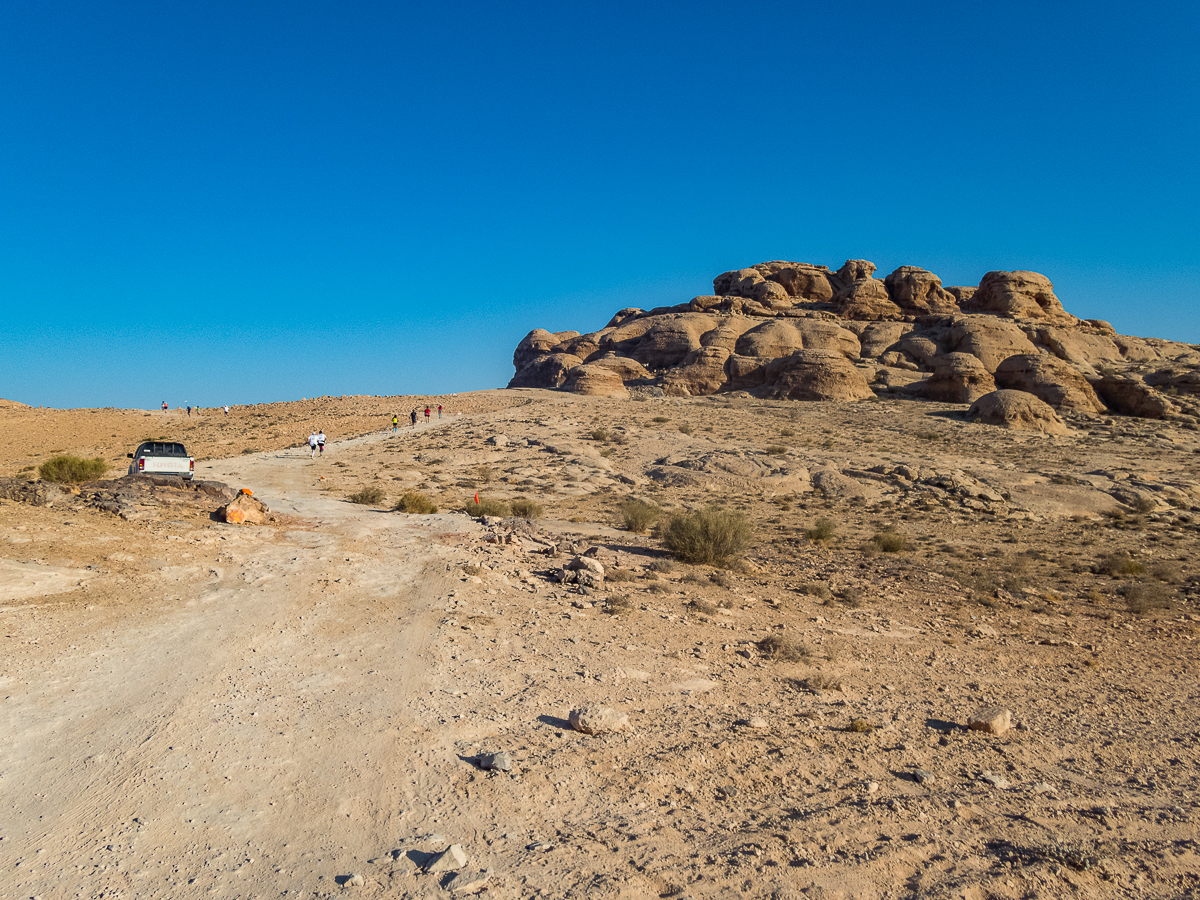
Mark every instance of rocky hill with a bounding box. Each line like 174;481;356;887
510;259;1200;430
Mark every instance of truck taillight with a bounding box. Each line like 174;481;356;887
190;459;195;473
138;458;145;472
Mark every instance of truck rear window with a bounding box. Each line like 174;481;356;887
138;442;189;457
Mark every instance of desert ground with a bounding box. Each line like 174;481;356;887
1;389;1198;900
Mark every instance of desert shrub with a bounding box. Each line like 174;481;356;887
757;633;812;662
461;563;484;576
466;497;511;517
658;506;753;567
648;558;677;574
779;428;795;437
1123;582;1172;614
604;594;633;615
839;585;865;607
801;672;843;692
1097;550;1145;577
394;492;438;514
765;445;788;456
588;427;609;442
348;485;386;505
621;498;662;533
1131;495;1158;513
845;719;875;733
872;530;910;553
606;568;635;583
475;465;495;483
1150;561;1181;582
645;582;672;594
689;598;719;616
710;571;733;589
796;581;832;601
651;416;669;424
681;570;707;585
678;423;693;435
509;498;544;519
805;518;837;543
38;455;108;483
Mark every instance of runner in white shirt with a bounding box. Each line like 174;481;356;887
308;432;318;459
317;431;326;456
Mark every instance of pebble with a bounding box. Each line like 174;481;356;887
1030;782;1056;793
447;868;492;893
980;772;1010;789
346;873;365;887
526;841;554;852
967;706;1013;736
913;770;934;785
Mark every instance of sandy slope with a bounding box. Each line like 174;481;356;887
2;391;1199;899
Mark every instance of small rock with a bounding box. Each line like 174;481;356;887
740;716;769;729
446;868;491;894
485;435;508;447
913;769;934;785
346;873;365;887
568;706;630;735
967;705;1012;736
1030;782;1056;794
980;772;1010;789
865;781;880;794
526;841;554;852
424;844;468;873
478;751;513;772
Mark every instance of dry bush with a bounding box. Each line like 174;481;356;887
1097;550;1146;577
606;568;636;583
466;497;511;517
604;594;634;615
839;586;865;607
796;582;832;601
845;719;875;733
348;485;386;505
1131;495;1158;513
621;498;663;533
461;563;484;576
678;423;693;435
509;498;544;519
646;582;672;594
658;506;753;567
648;558;677;574
1150;561;1181;582
800;672;843;692
710;571;733;589
1122;582;1172;614
394;492;438;514
758;633;812;662
805;518;837;543
872;530;910;553
475;465;495;483
681;570;708;585
39;455;108;483
651;416;669;424
689;598;719;616
765;445;788;456
588;427;610;442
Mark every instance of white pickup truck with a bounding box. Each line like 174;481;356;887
128;441;195;481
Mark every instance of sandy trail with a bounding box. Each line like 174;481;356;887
1;425;478;898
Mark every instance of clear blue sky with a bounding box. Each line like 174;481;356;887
3;0;1197;409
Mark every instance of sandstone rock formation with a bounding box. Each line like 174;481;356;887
967;390;1069;434
509;258;1200;425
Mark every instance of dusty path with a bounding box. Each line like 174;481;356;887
1;424;480;899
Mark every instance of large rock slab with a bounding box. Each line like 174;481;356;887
993;354;1106;413
968;390;1069;434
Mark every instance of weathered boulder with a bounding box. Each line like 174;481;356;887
968;390;1069;434
964;271;1075;324
508;352;583;389
561;364;629;398
585;353;653;381
758;350;875;401
663;347;732;397
833;259;877;289
856;322;913;359
884;266;959;314
512;328;573;372
1090;376;1175;418
833;278;901;320
993;354;1106;413
755;261;836;302
947;317;1040;372
921;353;997;403
222;490;272;525
569;706;630;735
627;315;711;370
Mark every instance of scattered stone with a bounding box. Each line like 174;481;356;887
865;781;880;794
568;707;630;735
980;772;1011;789
345;872;365;887
913;770;934;785
478;751;513;772
446;868;492;894
1030;782;1056;794
967;706;1013;736
424;844;468;873
526;841;554;852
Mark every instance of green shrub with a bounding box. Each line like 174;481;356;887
466;497;511;517
1097;550;1145;577
658;506;753;567
348;485;386;505
805;518;837;542
394;492;438;514
651;416;669;424
872;530;910;553
38;455;108;483
621;498;662;533
765;445;788;456
509;498;544;519
588;427;610;442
